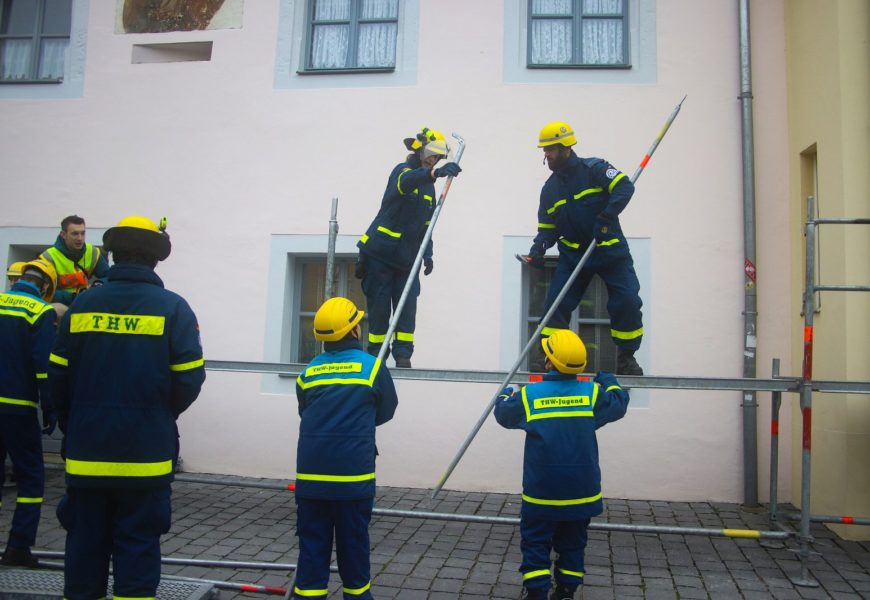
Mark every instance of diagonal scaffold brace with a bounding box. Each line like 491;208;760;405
375;133;467;366
430;97;686;499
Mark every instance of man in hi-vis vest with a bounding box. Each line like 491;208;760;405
40;215;109;306
49;215;204;600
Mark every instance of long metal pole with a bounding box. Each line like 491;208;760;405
431;98;686;498
791;196;818;587
375;133;466;366
324;197;339;300
738;0;759;509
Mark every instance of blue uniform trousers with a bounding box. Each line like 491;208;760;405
57;486;171;600
520;517;589;595
0;415;44;550
294;497;373;599
361;255;420;360
543;246;643;353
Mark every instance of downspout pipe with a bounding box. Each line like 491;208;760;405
739;0;759;508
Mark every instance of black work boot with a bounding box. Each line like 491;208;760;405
549;584;578;600
0;546;38;567
616;350;643;375
521;587;548;600
394;356;412;368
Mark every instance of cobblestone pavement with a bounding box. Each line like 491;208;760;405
2;468;869;599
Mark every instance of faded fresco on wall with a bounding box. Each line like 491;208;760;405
117;0;243;33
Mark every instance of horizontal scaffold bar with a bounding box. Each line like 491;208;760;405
814;285;870;292
203;360;870;394
812;217;870;225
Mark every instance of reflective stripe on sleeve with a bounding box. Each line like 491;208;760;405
547;199;567;215
376;226;402;238
16;497;43;504
574;187;603;200
66;459;173;478
0;396;38;409
170;358;205;372
608;172;626;193
537;222;556;229
49;353;68;367
36;372;47;379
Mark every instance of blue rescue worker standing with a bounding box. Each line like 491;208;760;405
40;215;109;306
294;297;398;599
528;121;644;375
49;215;205;600
0;259;58;567
356;127;461;368
494;329;629;600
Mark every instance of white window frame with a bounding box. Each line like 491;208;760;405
504;0;656;85
274;0;419;90
0;0;88;99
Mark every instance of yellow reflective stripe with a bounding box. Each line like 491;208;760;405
528;410;594;421
396;167;413;194
596;239;620;247
574;187;603;200
541;327;559;337
305;362;363;377
294;587;328;597
0;396;38;409
546;199;567;215
17;497;43;504
70;313;165;336
423;194;433;202
36;372;47;380
297;359;382;390
376;226;402;238
522;569;551;581
557;568;585;577
537;222;556;229
395;331;414;342
169;358;204;372
66;459;173;478
611;327;643;340
368;332;386;343
522;492;602;506
0;303;54;325
723;528;762;539
559;238;580;249
532;396;590;409
608;172;626;193
343;582;372;595
360;234;369;244
424;220;431;225
296;472;375;483
605;385;622;393
49;353;68;367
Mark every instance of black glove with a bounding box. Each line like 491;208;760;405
423;257;434;276
498;386;514;402
594;212;613;244
433;162;462;178
354;256;367;280
42;410;57;436
527;243;546;270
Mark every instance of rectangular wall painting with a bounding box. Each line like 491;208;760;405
117;0;243;33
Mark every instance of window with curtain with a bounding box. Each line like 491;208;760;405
528;0;628;68
304;0;398;72
293;258;369;363
523;257;618;373
0;0;72;82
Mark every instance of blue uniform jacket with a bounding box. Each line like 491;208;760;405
295;339;398;500
534;152;635;257
494;371;629;520
48;264;205;489
358;155;436;271
0;281;55;416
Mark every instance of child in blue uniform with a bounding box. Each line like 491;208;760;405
494;329;629;600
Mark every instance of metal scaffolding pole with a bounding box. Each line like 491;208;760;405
324;197;339;300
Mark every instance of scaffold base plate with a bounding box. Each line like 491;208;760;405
0;568;216;599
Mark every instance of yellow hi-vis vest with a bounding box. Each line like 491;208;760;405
42;244;101;294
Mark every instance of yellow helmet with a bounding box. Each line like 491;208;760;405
103;215;171;261
6;261;26;279
405;127;449;158
541;329;587;374
313;297;365;342
21;258;57;302
538;121;577;148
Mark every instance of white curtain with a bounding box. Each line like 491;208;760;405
311;24;349;68
582;19;622;64
357;22;396;67
530;19;572;65
582;0;621;14
314;0;350;21
360;0;397;20
0;39;32;80
532;0;572;15
39;39;68;79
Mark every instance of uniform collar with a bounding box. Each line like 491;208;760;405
323;338;363;353
544;370;577;381
10;280;43;299
106;263;164;287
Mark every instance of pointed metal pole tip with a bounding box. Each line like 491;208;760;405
452;132;465;145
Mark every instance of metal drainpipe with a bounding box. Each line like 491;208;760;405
738;0;759;508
